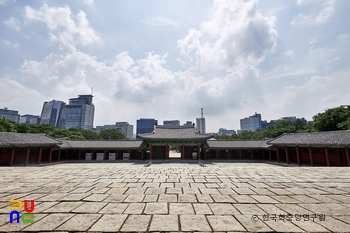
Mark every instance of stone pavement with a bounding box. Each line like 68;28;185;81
0;161;349;232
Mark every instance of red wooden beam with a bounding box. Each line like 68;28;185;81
58;149;61;162
285;146;290;164
296;146;301;166
10;146;15;166
197;144;200;160
37;145;42;165
324;147;330;167
181;144;184;159
308;146;314;166
25;146;30;166
48;146;53;163
345;147;350;167
276;147;280;163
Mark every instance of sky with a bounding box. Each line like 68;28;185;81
0;0;349;133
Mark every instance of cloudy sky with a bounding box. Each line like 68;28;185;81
1;0;349;133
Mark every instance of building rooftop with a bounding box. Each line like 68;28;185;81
268;130;350;147
57;139;146;149
138;125;213;141
204;139;271;149
0;132;60;147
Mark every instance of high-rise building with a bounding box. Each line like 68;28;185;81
20;114;40;125
163;120;180;126
183;121;193;126
196;108;206;133
136;118;157;136
240;112;262;132
95;122;134;139
0;108;20;122
60;95;95;130
40;100;65;127
218;128;236;136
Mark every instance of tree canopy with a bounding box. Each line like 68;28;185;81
0;118;127;140
216;106;350;140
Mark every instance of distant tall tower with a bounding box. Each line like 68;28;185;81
60;95;95;130
40;100;65;127
196;108;206;133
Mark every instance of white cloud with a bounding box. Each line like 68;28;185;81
0;0;7;6
141;16;179;27
0;77;41;114
84;0;94;5
0;38;19;48
307;46;334;57
24;4;100;49
268;70;350;119
291;0;336;25
3;17;20;31
285;50;294;57
177;0;277;71
337;33;349;39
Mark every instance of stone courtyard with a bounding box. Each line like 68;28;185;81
0;161;349;232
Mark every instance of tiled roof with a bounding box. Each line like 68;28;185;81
57;139;146;149
0;132;60;147
138;125;213;140
268;130;350;147
204;139;271;149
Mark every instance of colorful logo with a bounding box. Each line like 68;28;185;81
9;199;35;224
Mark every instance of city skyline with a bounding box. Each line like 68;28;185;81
1;0;349;132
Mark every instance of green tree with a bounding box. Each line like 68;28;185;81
0;118;17;132
16;123;30;133
99;128;127;140
312;106;350;131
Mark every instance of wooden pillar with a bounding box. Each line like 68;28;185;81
296;146;301;166
104;149;107;160
228;150;231;160
129;149;132;160
10;146;16;166
37;146;43;164
65;150;68;160
250;150;254;159
324;147;330;167
78;149;81;160
276;147;280;163
262;150;265;160
58;149;61;162
150;144;153;160
345;147;350;167
25;146;30;166
166;144;169;159
91;149;94;160
141;149;145;160
116;149;119;160
48;146;53;163
197;144;200;160
285;146;290;164
181;144;184;159
269;149;272;161
215;149;218;160
204;149;207;160
308;146;314;166
239;149;242;159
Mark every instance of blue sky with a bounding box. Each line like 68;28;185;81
0;0;349;133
